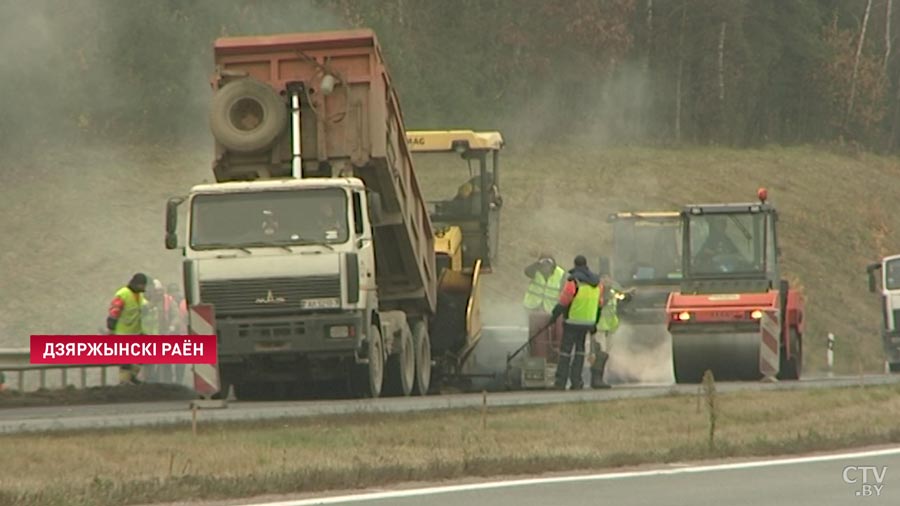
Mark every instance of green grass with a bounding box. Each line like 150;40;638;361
2;137;899;377
2;383;900;505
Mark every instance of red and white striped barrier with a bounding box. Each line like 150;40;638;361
189;304;221;399
759;309;781;379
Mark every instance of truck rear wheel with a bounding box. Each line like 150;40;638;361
209;77;287;153
384;327;415;396
412;321;431;396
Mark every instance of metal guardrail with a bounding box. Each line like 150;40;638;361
0;348;118;392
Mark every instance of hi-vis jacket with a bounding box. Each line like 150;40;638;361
551;266;605;328
523;264;566;312
108;286;146;335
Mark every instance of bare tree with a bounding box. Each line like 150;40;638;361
645;0;653;72
885;0;893;74
718;22;726;103
675;2;686;142
640;0;653;137
847;0;874;127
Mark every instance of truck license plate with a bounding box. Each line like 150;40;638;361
301;297;340;309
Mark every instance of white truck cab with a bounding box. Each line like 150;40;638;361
868;254;900;372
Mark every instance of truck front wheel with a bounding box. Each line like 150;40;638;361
353;325;384;398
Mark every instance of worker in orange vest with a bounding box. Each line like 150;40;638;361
549;256;605;390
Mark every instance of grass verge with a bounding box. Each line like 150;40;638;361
2;383;900;505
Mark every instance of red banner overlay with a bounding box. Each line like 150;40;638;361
30;335;217;364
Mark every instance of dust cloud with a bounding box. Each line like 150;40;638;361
0;0;347;345
464;53;673;386
603;322;675;385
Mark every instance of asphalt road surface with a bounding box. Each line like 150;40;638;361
1;374;898;434
229;446;900;506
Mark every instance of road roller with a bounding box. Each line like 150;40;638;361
604;211;683;326
665;188;805;383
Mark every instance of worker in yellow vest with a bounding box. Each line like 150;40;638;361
106;273;148;385
523;253;566;360
549;256;604;390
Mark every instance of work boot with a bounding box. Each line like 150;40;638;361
591;351;611;389
555;353;571;389
569;351;586;390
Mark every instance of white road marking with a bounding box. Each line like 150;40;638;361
237;446;900;505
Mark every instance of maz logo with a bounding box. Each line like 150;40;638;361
255;290;286;304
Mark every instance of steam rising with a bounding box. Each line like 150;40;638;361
604;323;675;385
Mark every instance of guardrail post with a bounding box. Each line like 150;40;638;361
827;332;835;377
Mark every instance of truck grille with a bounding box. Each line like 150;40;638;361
199;276;341;316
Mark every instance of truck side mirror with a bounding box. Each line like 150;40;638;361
866;263;881;293
165;197;185;250
366;191;383;224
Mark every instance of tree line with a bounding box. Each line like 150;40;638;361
2;0;898;152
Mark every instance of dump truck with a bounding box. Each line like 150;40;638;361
664;188;805;383
867;255;900;373
164;29;490;399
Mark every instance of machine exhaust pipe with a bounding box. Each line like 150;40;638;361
291;90;302;178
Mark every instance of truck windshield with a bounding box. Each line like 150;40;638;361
887;259;900;290
612;219;682;284
190;188;349;249
688;213;766;276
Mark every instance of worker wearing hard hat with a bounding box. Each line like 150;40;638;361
549;255;605;390
523;253;566;360
107;273;148;385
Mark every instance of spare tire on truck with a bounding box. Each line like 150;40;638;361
209;77;287;153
